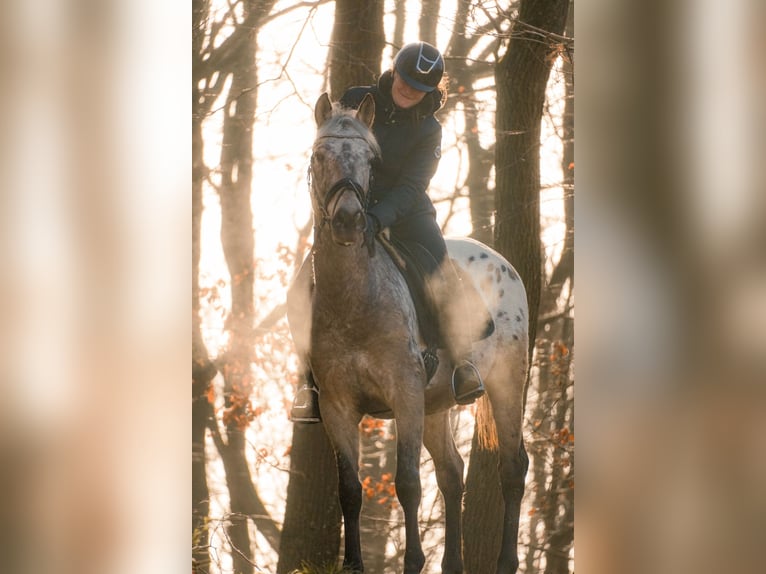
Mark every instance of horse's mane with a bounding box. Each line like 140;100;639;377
316;104;382;159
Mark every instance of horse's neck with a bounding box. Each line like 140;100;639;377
312;239;374;310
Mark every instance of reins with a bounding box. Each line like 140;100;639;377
313;176;368;226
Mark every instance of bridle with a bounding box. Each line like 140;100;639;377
312;175;368;230
309;134;375;234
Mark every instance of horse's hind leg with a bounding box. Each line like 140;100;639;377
424;411;464;574
485;350;529;574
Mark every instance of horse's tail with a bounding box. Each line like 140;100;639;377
476;395;499;451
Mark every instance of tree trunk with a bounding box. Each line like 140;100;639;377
463;433;505;572
217;10;257;572
192;2;215;571
547;0;574;306
445;0;495;246
539;7;574;567
329;0;385;99
543;314;574;574
494;0;569;350
392;0;406;54
464;1;569;572
418;0;440;46
277;425;343;573
360;421;397;571
192;337;215;574
214;2;279;571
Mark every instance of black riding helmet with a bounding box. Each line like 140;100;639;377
393;42;444;93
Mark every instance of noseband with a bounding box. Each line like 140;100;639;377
317;177;368;224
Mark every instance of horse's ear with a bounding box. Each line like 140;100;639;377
356;93;375;129
314;93;333;127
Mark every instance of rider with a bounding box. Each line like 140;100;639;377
290;41;485;423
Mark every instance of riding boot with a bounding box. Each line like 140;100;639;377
430;260;486;405
287;255;322;423
290;371;322;423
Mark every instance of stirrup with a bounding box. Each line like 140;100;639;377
451;360;485;405
290;384;321;423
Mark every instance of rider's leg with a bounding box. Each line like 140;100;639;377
430;258;486;405
392;215;485;405
286;255;321;423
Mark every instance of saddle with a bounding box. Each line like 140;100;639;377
378;234;494;381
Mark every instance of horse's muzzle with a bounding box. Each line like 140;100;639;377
331;207;366;246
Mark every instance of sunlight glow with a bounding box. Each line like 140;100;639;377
198;2;569;572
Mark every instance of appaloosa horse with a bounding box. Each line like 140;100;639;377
287;93;529;573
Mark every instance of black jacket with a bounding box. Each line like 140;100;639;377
340;71;444;230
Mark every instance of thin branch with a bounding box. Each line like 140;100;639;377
207;404;228;453
261;0;332;26
221;518;262;568
512;18;574;46
202;10;260;74
208;4;318;119
254;302;287;335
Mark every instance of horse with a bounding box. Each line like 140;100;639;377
286;92;529;574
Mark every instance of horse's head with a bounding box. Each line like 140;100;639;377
310;92;379;247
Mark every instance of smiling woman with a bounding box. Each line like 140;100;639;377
389;41;444;107
392;70;428;108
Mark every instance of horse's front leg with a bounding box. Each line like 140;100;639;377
393;395;426;574
321;403;364;572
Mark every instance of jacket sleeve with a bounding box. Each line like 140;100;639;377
368;123;441;229
339;87;367;109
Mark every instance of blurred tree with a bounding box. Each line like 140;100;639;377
392;0;406;54
529;5;575;571
359;419;398;571
192;1;219;571
192;0;223;574
192;1;283;572
494;0;569;347
419;0;440;45
277;424;343;573
328;0;385;100
214;2;281;570
443;0;503;245
550;0;574;308
464;0;570;572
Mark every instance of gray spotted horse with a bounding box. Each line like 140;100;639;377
287;93;529;574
